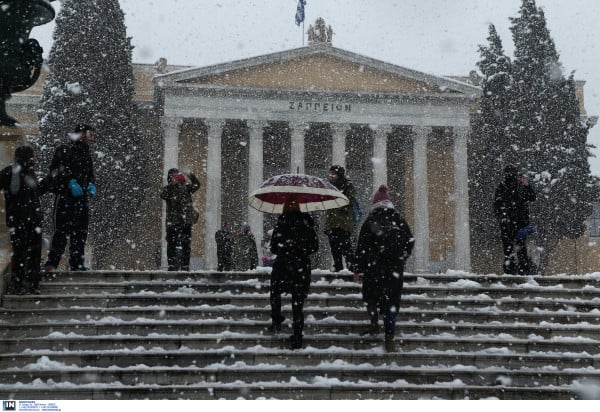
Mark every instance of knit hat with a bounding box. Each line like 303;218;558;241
329;165;345;179
373;185;391;204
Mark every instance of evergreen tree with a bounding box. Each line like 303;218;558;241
470;24;513;258
475;0;598;274
37;0;146;268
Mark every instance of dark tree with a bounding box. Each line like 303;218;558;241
36;0;146;268
474;0;599;274
470;24;513;259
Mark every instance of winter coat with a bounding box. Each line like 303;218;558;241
48;140;95;197
353;203;414;311
160;173;200;226
0;163;50;230
493;177;536;232
233;231;259;271
270;210;319;300
324;178;355;233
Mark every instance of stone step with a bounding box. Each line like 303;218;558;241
3;292;600;315
1;333;599;354
3;319;600;341
0;364;595;388
0;382;580;400
41;270;600;289
33;281;600;301
1;348;594;370
2;305;599;325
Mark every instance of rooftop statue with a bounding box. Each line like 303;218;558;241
0;0;56;126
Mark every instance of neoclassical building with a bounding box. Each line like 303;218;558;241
154;39;480;272
6;26;599;274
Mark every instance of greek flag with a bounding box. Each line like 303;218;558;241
295;0;306;26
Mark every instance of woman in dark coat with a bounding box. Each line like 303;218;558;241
269;196;319;349
160;168;200;271
0;146;51;294
353;185;414;352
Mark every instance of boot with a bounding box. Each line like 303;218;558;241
266;316;285;333
289;334;302;350
362;315;380;336
385;334;396;353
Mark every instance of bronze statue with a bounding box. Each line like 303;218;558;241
0;0;56;126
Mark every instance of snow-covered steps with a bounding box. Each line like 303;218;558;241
1;269;600;399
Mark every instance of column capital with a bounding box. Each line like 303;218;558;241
205;118;226;130
246;119;266;131
373;124;394;136
160;116;183;129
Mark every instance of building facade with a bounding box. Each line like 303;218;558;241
6;37;599;274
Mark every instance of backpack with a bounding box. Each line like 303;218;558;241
352;197;362;224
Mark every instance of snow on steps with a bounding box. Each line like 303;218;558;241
1;270;600;400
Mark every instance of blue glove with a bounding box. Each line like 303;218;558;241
87;183;97;198
68;179;83;197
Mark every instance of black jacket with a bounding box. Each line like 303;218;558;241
493;178;536;230
48;140;95;197
160;173;200;226
0;163;50;229
270;210;319;298
353;205;414;310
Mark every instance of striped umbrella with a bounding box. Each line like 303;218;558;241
248;173;348;213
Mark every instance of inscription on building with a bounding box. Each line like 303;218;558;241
288;101;351;114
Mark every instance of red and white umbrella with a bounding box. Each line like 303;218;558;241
249;173;349;213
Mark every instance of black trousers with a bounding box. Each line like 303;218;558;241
10;224;42;292
500;225;529;275
326;228;352;271
166;223;192;271
46;194;89;270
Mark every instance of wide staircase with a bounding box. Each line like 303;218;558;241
1;269;600;400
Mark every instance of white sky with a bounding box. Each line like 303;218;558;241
31;0;600;175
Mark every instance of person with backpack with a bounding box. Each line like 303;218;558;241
161;168;200;271
44;124;97;272
324;165;356;272
0;146;51;294
352;185;414;352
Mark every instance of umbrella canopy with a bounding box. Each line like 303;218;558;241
249;173;349;213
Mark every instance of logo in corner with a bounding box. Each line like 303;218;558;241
2;401;16;411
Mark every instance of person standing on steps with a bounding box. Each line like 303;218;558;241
44;124;97;272
0;146;51;294
160;168;200;271
352;185;414;352
215;222;234;271
324;165;356;272
268;195;319;350
493;165;537;275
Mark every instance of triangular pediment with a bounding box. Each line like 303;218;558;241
156;44;479;97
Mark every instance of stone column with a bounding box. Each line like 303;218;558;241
331;123;346;167
290;122;307;174
372;124;392;192
160;117;183;269
205;119;226;270
453;126;471;271
412;126;431;273
247;120;264;257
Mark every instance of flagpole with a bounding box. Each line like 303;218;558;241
302;20;305;46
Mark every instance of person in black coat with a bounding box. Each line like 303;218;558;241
161;168;200;271
269;195;319;350
215;222;234;272
493;165;536;275
44;124;97;272
0;146;51;294
353;185;414;352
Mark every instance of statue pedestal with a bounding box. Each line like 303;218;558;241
0;126;26;296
